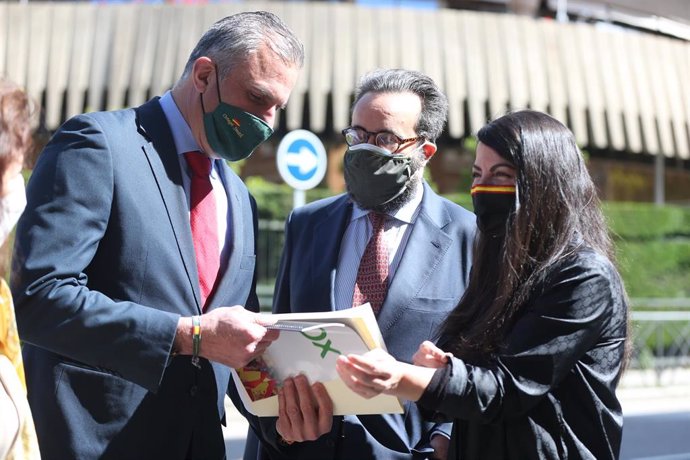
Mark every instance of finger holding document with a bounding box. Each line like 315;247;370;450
276;374;333;443
231;304;405;417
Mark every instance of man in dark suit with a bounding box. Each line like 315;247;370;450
242;69;476;460
11;12;303;460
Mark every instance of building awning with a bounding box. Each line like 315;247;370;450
1;1;688;158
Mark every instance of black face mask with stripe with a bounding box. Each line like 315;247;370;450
470;184;516;236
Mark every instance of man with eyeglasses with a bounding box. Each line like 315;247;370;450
244;68;476;460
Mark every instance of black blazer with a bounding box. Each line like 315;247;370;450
418;248;628;460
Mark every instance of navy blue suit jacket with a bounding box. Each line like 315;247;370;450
242;184;476;460
11;98;260;460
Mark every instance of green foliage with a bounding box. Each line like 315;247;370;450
245;176;295;220
462;137;478;152
245;176;334;221
603;201;690;239
603;201;690;299
615;240;690;297
247;179;690;300
440;192;474;211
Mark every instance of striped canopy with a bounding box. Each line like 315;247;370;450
1;1;688;158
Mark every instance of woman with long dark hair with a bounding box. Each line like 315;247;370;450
336;110;630;460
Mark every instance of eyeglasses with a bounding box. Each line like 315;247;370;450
341;126;422;153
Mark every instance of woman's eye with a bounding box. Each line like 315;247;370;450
494;169;516;179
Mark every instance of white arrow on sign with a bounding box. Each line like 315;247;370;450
276;129;328;192
286;146;319;175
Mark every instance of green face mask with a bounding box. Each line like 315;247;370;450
201;68;273;162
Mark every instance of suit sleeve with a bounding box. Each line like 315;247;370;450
11;114;179;392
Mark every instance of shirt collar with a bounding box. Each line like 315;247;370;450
351;180;424;225
159;91;202;156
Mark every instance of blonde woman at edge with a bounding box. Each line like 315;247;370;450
0;78;40;460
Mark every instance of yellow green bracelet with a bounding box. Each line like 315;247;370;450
192;315;201;369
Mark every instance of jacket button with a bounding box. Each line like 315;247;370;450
189;385;199;397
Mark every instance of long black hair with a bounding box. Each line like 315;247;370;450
439;110;617;357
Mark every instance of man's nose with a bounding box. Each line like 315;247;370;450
260;106;277;128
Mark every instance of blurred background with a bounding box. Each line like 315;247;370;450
1;0;688;458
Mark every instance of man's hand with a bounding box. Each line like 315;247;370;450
275;375;333;443
174;306;279;368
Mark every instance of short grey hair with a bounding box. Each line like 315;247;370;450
352;69;448;142
179;11;304;82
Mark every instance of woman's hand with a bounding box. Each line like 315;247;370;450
336;348;437;402
413;341;452;368
336;348;403;399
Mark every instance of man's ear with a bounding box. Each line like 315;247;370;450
192;57;215;93
422;141;437;159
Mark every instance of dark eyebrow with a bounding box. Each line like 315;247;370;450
351;125;400;137
472;162;516;171
489;163;517;172
248;84;287;108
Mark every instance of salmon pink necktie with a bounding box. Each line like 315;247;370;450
185;152;220;310
352;212;389;314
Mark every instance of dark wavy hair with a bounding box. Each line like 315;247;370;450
439;110;619;356
351;68;449;143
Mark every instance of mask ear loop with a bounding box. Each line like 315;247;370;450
214;64;223;103
199;64;223;114
514;181;521;211
514;125;525;213
199;93;207;113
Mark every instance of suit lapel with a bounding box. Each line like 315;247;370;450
310;197;352;312
377;184;452;332
136;99;201;313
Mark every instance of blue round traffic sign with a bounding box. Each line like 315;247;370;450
276;130;327;191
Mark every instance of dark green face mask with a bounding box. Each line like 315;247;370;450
201;68;273;162
343;144;414;209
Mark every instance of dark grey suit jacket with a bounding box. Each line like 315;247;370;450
240;184;476;460
11;98;260;460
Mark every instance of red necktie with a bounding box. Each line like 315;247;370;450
185;152;220;310
352;212;389;314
